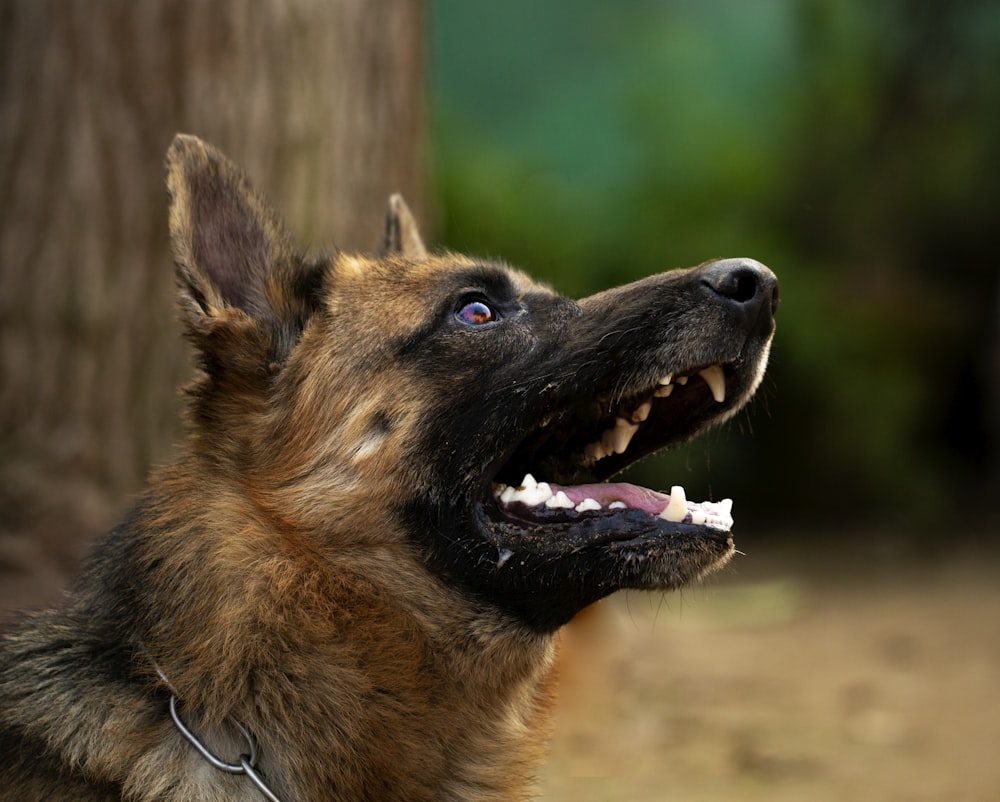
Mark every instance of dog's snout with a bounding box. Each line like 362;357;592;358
700;258;779;327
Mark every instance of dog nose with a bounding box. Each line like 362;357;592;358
700;258;779;330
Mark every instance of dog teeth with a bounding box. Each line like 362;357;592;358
578;366;729;466
590;415;640;462
505;364;729;508
493;477;735;530
651;486;734;530
600;427;618;454
499;473;553;506
698;365;726;403
698;497;734;530
546;490;575;509
632;400;652;422
585;441;612;462
652;365;725;403
659;485;688;522
610;418;639;454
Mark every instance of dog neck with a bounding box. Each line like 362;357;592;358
124;483;561;799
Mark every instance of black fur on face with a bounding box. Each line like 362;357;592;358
162;135;777;632
401;258;778;631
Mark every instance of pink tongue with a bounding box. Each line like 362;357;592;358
549;482;669;515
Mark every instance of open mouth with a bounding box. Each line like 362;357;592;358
487;363;739;537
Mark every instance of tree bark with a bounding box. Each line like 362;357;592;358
0;0;426;613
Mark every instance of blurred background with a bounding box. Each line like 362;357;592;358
431;0;1000;532
1;1;998;800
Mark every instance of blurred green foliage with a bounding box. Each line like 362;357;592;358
429;0;1000;530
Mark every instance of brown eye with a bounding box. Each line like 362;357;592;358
456;300;496;325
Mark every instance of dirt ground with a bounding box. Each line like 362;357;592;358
3;526;997;801
542;529;1000;802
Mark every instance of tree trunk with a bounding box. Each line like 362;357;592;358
0;0;426;613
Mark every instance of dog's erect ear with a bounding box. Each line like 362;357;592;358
380;193;427;259
166;134;297;325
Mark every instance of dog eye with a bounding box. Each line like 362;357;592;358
456;300;497;326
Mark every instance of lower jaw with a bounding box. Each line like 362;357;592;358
484;526;735;630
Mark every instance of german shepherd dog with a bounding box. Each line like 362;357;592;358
0;136;777;800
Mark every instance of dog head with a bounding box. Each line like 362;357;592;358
166;135;777;632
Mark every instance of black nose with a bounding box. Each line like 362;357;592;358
700;258;779;332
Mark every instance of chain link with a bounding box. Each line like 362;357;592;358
156;666;284;802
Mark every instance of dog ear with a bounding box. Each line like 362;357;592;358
380;194;427;259
166;134;297;326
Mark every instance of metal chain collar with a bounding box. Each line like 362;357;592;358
154;666;284;802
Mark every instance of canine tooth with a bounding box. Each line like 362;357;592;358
632;400;652;422
698;365;726;403
546;491;575;509
654;384;675;398
610;418;639;454
658;373;673;385
659;485;688;522
575;498;601;513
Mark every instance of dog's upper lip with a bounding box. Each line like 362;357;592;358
489;360;738;490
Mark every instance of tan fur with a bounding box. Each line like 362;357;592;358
0;135;777;801
1;140;561;801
